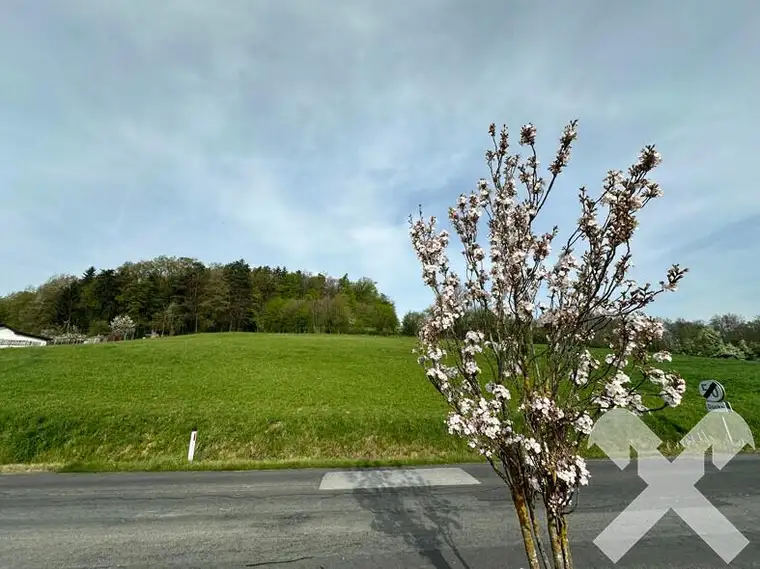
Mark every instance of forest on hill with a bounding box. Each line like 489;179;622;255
0;256;399;338
3;254;759;364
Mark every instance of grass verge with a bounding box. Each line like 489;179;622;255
1;333;758;472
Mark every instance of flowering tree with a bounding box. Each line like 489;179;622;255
409;120;688;569
52;330;88;345
110;314;136;340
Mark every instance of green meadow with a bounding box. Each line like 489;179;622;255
0;333;757;472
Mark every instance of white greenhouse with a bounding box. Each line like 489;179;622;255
0;323;50;348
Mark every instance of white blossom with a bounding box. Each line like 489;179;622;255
652;350;672;362
573;413;594;435
110;314;136;338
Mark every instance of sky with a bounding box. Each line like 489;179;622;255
1;0;758;321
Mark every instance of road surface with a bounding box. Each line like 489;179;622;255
2;456;760;568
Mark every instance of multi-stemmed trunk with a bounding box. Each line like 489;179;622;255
510;483;573;569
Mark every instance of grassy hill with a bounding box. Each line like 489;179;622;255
0;333;758;472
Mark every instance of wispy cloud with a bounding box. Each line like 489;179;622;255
668;214;760;259
1;0;758;320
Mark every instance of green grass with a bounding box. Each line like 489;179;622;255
0;333;758;472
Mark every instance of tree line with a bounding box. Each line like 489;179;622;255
0;256;399;338
400;310;760;361
2;253;755;360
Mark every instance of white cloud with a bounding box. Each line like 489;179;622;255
0;0;758;320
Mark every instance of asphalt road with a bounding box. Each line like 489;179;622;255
2;456;760;568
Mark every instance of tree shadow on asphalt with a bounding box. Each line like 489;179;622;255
348;469;473;569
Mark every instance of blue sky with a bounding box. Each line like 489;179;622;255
1;0;758;321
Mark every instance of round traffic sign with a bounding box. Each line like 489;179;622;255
698;380;725;403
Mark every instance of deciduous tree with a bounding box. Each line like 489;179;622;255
110;314;136;340
410;120;687;568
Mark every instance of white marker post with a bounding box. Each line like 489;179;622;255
188;428;198;462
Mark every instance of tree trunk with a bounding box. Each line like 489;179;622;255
511;485;542;569
547;510;573;569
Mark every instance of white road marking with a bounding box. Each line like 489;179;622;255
319;467;481;490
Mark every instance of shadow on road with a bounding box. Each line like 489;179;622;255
348;469;472;569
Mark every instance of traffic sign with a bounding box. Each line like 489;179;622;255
706;401;732;412
698;380;726;403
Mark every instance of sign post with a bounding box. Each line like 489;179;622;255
698;380;734;443
188;427;198;462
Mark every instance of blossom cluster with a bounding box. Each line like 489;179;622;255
110;314;136;337
409;120;687;512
